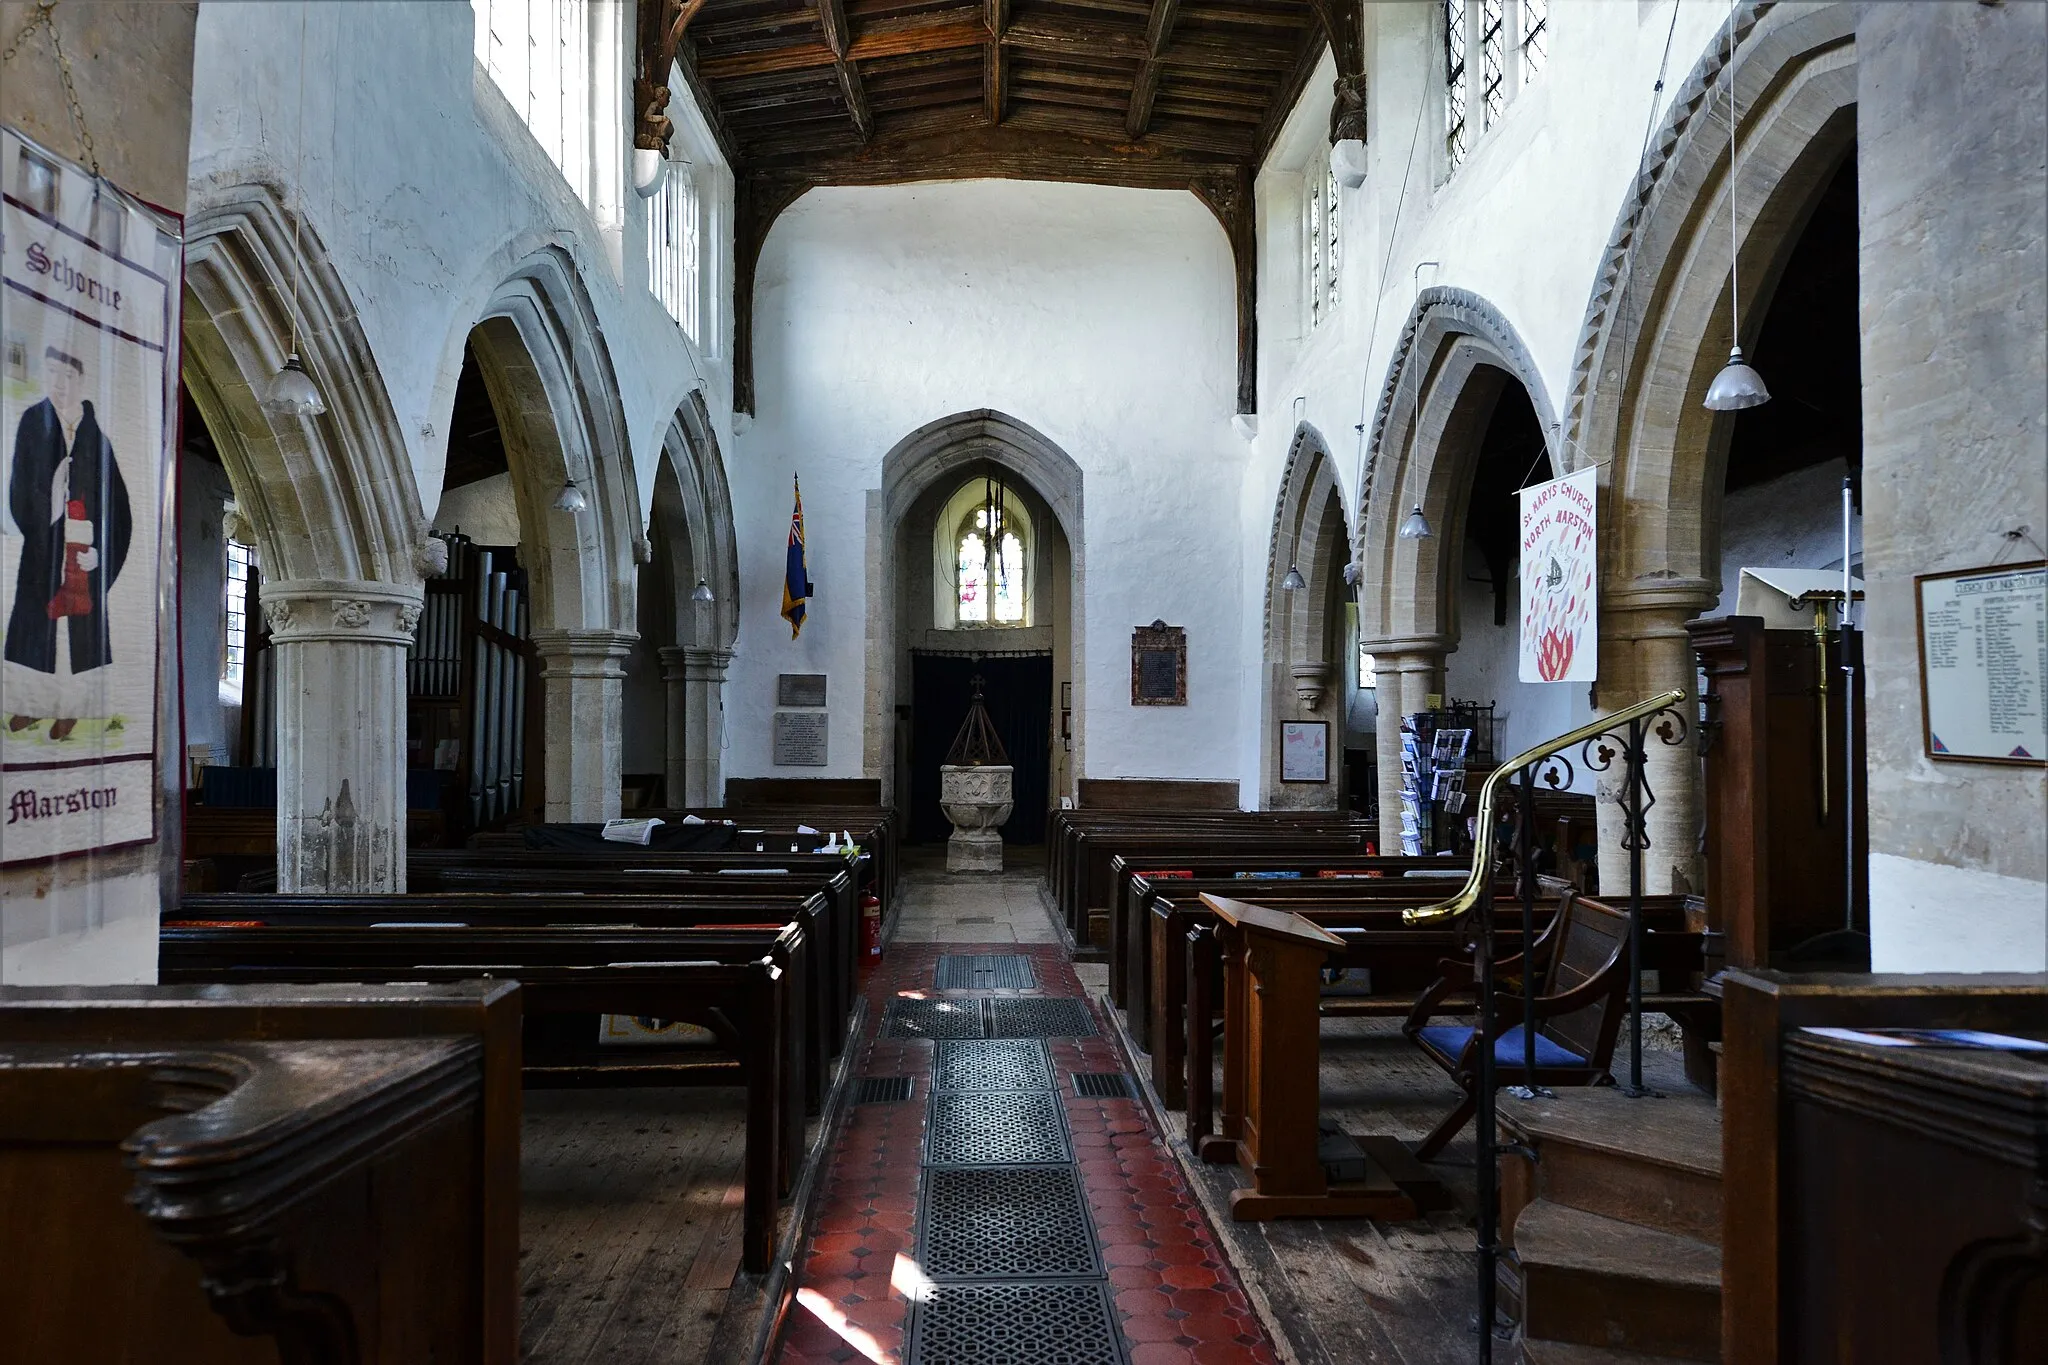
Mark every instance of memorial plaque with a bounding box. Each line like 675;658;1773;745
1131;621;1187;705
1916;561;2046;765
773;710;829;766
777;673;828;707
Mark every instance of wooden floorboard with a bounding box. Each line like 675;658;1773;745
518;1087;749;1364
1118;1006;1701;1365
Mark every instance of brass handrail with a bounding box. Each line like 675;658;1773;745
1399;689;1687;926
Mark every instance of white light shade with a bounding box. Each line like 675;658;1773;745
632;148;668;198
1703;346;1771;411
260;354;326;417
692;577;715;603
1330;138;1368;189
1281;564;1306;592
551;480;588;513
1398;504;1434;540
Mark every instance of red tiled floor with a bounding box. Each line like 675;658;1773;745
773;939;1279;1364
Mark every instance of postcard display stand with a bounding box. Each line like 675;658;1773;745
1399;713;1474;856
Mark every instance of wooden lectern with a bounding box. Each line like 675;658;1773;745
1195;895;1418;1221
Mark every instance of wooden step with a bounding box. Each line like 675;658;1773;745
1514;1199;1720;1362
1499;1088;1721;1244
1519;1337;1708;1365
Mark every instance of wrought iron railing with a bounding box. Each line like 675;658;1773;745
1402;687;1691;1362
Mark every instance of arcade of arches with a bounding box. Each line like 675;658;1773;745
1;3;2043;1364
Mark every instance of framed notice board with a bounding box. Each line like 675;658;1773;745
1131;621;1187;705
1915;561;2046;765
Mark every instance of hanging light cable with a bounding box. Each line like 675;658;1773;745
1704;3;1770;412
262;6;327;418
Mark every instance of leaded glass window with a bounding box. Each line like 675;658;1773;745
1481;0;1507;129
1520;0;1548;84
1444;0;1469;170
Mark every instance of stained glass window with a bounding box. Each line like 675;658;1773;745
956;508;1027;626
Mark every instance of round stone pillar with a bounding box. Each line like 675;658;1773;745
660;645;732;810
1365;637;1449;856
1594;580;1718;897
530;628;637;823
261;580;422;893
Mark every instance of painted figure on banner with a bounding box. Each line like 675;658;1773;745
4;338;133;740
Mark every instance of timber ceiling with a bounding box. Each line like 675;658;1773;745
638;0;1360;412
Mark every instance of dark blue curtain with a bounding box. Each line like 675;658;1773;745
909;652;1053;845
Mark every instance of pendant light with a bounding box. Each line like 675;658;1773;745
552;479;587;513
1703;4;1770;412
1281;564;1306;592
691;577;715;603
1398;504;1434;540
262;7;326;419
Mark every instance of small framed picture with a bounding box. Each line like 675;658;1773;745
1281;721;1329;783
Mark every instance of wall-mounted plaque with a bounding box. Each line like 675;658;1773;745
773;710;829;766
1916;561;2046;765
1131;621;1187;706
777;673;828;707
1281;721;1329;783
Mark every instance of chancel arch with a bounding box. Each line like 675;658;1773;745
1564;0;1860;895
1260;424;1355;811
868;412;1083;840
181;183;426;893
1355;288;1560;859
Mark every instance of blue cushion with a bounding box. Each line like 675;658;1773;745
1417;1024;1584;1070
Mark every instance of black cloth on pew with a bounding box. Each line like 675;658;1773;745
521;822;744;852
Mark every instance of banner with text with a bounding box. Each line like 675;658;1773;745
0;127;181;864
1518;466;1599;684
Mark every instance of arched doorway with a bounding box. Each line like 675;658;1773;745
1261;425;1357;811
869;412;1083;845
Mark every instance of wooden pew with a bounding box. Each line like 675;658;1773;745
159;920;799;1272
1718;969;2048;1363
0;981;520;1364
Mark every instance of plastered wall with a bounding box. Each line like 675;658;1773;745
728;180;1245;788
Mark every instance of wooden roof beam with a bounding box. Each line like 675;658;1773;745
816;0;874;142
983;0;1008;125
698;15;987;79
1124;0;1182;139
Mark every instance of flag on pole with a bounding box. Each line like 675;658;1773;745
781;475;814;638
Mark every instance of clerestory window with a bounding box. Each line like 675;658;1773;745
472;0;619;211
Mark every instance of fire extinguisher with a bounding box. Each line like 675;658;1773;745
861;894;883;960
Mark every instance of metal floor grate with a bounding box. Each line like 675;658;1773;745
882;997;989;1040
907;1282;1126;1365
919;1166;1101;1279
927;1091;1071;1166
934;1040;1055;1092
854;1075;916;1104
1071;1073;1132;1100
935;954;1038;991
989;997;1097;1039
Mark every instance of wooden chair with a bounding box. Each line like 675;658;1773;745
1401;891;1633;1159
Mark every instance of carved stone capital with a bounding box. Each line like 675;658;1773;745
259;580;425;647
530;628;638;679
1291;660;1335;709
658;644;734;684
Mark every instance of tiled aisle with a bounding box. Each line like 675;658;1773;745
775;868;1281;1365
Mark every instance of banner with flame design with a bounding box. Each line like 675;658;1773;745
1518;466;1598;684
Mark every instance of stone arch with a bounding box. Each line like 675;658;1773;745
647;392;742;807
1260;424;1352;809
867;411;1085;805
457;249;642;820
464;247;640;636
181;183;426;892
1355;288;1558;649
182;183;425;585
1561;0;1858;893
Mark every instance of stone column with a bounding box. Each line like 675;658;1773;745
660;645;732;810
261;580;422;893
1365;637;1448;856
1593;580;1718;897
529;628;636;822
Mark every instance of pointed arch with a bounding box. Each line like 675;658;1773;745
182;184;425;585
1260;424;1351;808
1355;288;1558;650
868;411;1085;800
652;390;741;652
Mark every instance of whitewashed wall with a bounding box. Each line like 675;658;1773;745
186;0;734;556
728;180;1245;787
